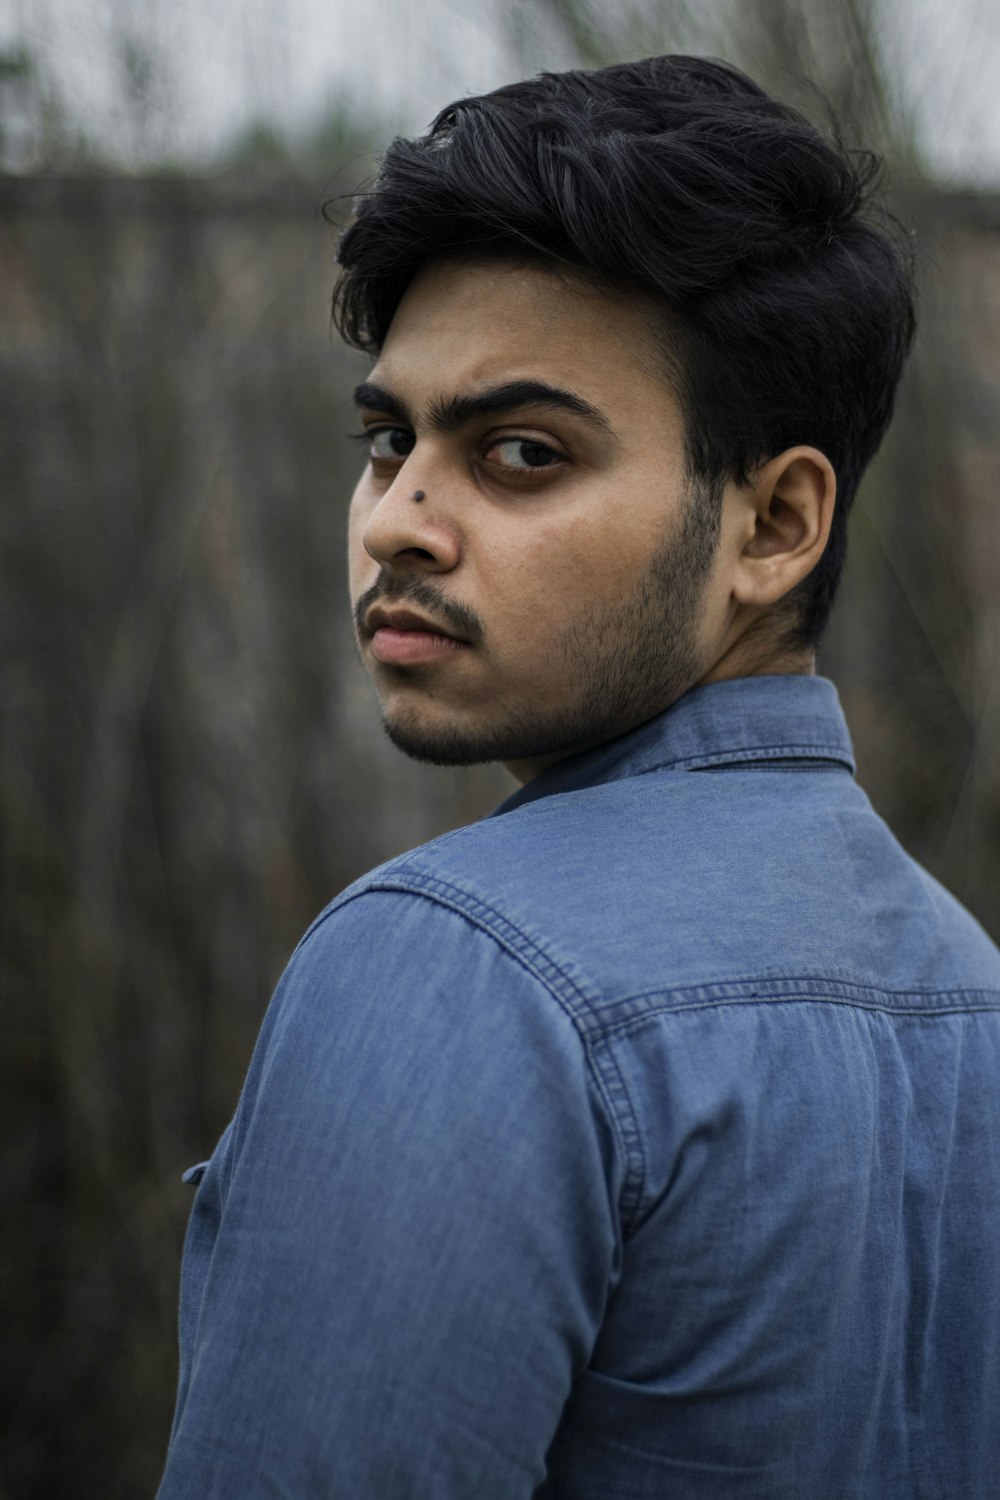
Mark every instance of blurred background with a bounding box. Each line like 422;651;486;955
2;1;999;1495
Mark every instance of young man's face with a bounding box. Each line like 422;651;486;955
348;258;736;779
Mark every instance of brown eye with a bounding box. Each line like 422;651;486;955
488;439;561;471
369;428;415;459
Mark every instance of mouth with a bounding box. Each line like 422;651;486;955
364;605;470;667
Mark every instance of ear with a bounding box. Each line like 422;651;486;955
730;446;836;609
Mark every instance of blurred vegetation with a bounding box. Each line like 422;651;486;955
0;43;104;173
0;36;380;179
2;2;999;1497
222;101;381;178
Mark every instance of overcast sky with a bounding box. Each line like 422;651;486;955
2;0;999;185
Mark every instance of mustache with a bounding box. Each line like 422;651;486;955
354;573;486;647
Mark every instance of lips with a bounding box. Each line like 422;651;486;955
366;606;464;640
364;604;469;666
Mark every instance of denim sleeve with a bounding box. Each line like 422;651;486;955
157;890;621;1499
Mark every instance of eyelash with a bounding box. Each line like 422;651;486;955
348;428;565;478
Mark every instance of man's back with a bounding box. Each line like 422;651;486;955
160;676;1000;1499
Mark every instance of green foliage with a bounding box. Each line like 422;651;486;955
0;41;108;172
0;34;379;179
223;117;296;171
220;99;379;179
0;43;32;82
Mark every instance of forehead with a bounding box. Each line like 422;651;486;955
372;258;681;435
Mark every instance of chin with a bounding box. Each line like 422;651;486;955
379;704;518;767
380;699;621;769
382;719;498;768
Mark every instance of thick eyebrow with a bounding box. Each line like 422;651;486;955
352;379;614;437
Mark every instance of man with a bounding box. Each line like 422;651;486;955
157;57;1000;1498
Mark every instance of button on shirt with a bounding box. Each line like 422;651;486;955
157;675;1000;1500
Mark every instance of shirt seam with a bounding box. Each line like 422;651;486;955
314;873;602;1022
308;876;648;1228
655;741;854;773
307;873;1000;1236
496;742;853;815
592;971;1000;1028
601;991;1000;1046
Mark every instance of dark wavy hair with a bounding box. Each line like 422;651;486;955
332;55;916;646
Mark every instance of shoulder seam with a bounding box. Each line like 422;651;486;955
304;873;648;1227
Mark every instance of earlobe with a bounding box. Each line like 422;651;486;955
733;447;836;608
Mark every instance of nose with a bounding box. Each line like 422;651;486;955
361;468;461;575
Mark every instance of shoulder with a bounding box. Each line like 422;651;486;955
295;766;1000;1028
280;775;746;1043
228;857;632;1229
310;773;706;932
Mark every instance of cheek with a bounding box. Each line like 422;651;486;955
479;530;622;655
491;510;648;611
347;485;376;589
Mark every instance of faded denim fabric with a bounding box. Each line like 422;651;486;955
157;675;1000;1499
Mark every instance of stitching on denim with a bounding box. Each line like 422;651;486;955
658;742;854;772
602;992;1000;1045
497;745;853;816
361;874;600;1018
306;882;594;1029
312;875;646;1218
304;875;1000;1233
689;757;850;773
586;1038;647;1235
590;971;1000;1029
374;877;648;1222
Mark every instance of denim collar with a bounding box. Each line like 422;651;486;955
494;674;855;816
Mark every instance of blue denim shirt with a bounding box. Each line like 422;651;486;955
158;675;1000;1499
